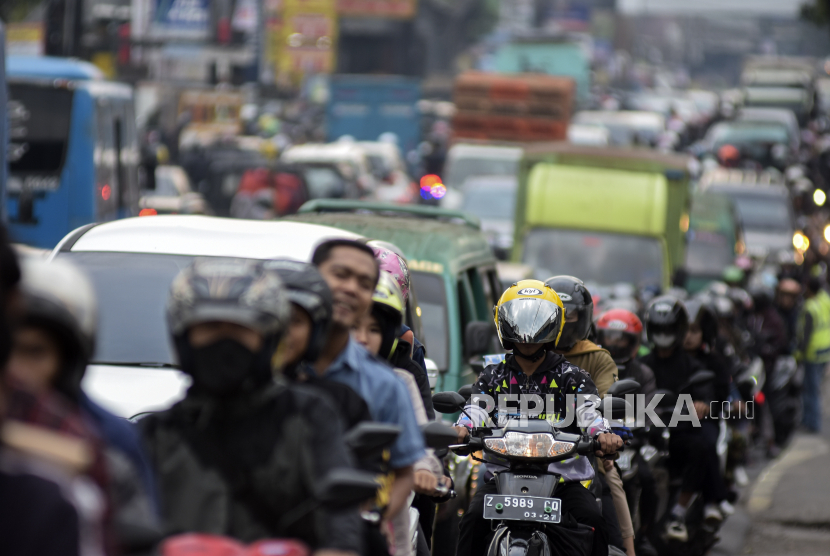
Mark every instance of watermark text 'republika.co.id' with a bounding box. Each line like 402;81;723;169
463;394;755;428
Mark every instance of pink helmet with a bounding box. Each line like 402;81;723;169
372;245;410;302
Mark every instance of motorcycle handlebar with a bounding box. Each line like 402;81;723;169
449;433;622;459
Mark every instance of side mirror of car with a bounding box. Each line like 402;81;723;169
605;379;641;398
465;321;495;359
424;358;439;390
422;421;460;449
318;468;380;507
432;391;467;414
344;422;401;461
457;384;473;400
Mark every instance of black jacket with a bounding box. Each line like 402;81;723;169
391;341;435;420
140;381;361;552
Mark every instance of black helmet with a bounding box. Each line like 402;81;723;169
644;295;688;351
264;259;332;362
167;258;290;396
684;298;719;347
18;259;97;401
544;275;593;352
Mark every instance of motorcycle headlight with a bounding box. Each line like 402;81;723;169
484;432;575;459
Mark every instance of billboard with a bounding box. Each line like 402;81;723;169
337;0;417;19
149;0;211;40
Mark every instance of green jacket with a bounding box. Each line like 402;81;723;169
797;289;830;364
562;340;618;397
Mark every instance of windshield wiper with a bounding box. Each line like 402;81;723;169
91;361;179;369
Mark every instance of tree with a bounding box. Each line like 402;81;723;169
801;0;830;29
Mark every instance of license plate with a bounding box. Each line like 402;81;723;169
617;451;633;471
483;494;561;523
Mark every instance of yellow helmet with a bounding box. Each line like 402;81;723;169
494;279;565;350
371;272;406;359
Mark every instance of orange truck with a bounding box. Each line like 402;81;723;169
452;72;574;142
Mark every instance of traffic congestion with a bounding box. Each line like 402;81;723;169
2;2;830;556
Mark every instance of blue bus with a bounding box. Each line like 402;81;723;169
5;56;139;248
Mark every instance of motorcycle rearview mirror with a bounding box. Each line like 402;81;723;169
654;389;678;408
605;379;641;398
686;370;716;388
458;384;473;400
432;391;467;414
344;422;401;460
602;396;633;423
464;321;495;359
317;469;379;508
422;421;461;449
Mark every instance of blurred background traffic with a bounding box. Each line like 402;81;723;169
4;1;830;296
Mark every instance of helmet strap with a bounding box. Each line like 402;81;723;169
513;345;547;362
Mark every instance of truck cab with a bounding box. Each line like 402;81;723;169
512;144;692;292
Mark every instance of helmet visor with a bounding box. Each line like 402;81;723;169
597;329;638;364
498;298;562;346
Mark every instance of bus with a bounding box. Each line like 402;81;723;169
5;56;139;248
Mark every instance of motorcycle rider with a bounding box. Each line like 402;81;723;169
267;259;372;431
0;227;87;556
370;243;433;419
311;239;426;539
596;309;657;402
453;280;622;556
352;272;448;556
683;299;733;409
7;258;161;554
775;278;802;354
369;242;428;371
796;276;830;433
596;308;659;553
545;276;635;556
641;296;728;541
140;258;362;555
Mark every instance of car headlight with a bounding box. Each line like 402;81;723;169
484;432;575;459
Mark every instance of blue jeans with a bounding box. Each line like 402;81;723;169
801;362;826;432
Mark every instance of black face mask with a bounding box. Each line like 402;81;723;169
190;339;258;396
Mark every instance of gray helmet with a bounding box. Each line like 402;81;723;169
19;258;97;400
167;258;289;339
263;259;332;362
167;258;290;392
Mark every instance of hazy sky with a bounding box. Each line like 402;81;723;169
618;0;804;16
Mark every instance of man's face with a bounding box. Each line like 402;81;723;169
317;246;377;329
777;291;797;310
7;326;62;394
188;321;262;351
283;305;312;366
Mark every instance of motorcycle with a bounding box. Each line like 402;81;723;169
432;390;619;556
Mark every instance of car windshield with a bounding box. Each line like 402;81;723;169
302;167;346;198
522;229;664;289
55;252;201;366
708;123;789;146
461;183;517;221
410;271;448;371
729;193;792;232
686;230;735;275
445;157;520;189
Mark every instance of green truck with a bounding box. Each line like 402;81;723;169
511;144;692;291
288;200;500;393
